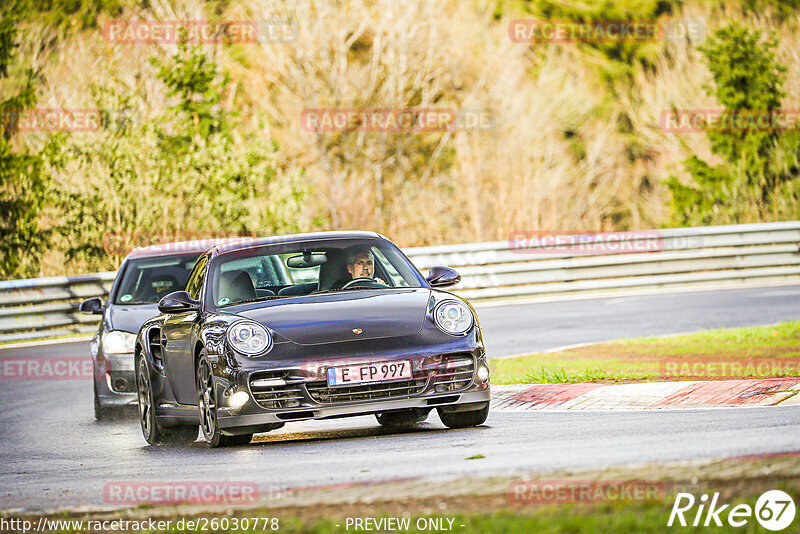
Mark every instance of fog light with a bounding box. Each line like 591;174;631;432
476;365;490;382
228;390;249;409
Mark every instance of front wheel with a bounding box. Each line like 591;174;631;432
136;357;197;445
197;351;252;448
437;404;489;429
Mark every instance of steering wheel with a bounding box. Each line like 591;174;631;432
341;277;381;289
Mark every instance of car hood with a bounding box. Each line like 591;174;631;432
107;304;162;334
234;288;431;345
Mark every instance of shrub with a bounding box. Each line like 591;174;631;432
0;4;55;278
667;24;800;225
48;46;309;271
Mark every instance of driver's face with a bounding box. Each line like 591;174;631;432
347;252;374;279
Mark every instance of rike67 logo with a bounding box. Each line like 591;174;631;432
668;490;796;531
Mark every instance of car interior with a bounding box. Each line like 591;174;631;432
214;246;398;306
124;265;192;303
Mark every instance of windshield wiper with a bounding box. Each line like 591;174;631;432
311;286;393;295
220;295;285;306
339;285;391;291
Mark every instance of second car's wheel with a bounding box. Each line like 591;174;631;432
136;357;197;446
375;408;430;429
437;404;490;429
197;351;253;448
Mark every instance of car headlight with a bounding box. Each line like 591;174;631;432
433;300;474;336
102;330;136;354
227;321;272;356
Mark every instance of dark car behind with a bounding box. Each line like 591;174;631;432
81;239;245;419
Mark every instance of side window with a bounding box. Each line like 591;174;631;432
185;256;208;301
372;247;409;287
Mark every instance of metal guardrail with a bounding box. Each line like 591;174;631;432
405;221;800;300
1;221;798;342
0;273;116;341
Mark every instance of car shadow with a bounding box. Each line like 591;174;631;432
135;421;491;451
92;405;139;424
249;422;448;446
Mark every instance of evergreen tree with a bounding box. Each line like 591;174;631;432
667;24;800;225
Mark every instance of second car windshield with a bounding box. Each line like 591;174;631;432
114;254;199;304
209;239;425;307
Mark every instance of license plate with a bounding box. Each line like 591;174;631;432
327;360;413;386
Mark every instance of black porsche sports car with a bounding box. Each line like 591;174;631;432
135;231;491;447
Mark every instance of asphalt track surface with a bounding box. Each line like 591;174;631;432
1;285;799;512
479;284;800;357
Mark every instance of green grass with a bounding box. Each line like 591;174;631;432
490;320;800;384
41;497;800;533
33;454;800;533
280;506;717;533
523;365;653;384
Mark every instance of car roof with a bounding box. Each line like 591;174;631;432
125;237;254;260
209;231;385;256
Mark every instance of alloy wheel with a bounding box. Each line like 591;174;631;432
137;358;153;439
198;359;216;441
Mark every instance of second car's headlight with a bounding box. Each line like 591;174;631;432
102;330;136;354
433;300;474;336
227;321;272;356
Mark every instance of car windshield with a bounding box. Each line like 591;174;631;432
208;238;425;307
113;254;199;304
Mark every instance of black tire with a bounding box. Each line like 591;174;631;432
93;382;114;421
197;351;252;448
375;408;430;429
136;356;197;446
437;404;489;429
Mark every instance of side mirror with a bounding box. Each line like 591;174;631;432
426;266;461;288
158;291;199;314
79;297;105;315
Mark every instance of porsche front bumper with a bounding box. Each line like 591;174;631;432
216;351;491;431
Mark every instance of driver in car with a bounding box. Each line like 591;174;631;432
346;249;388;286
